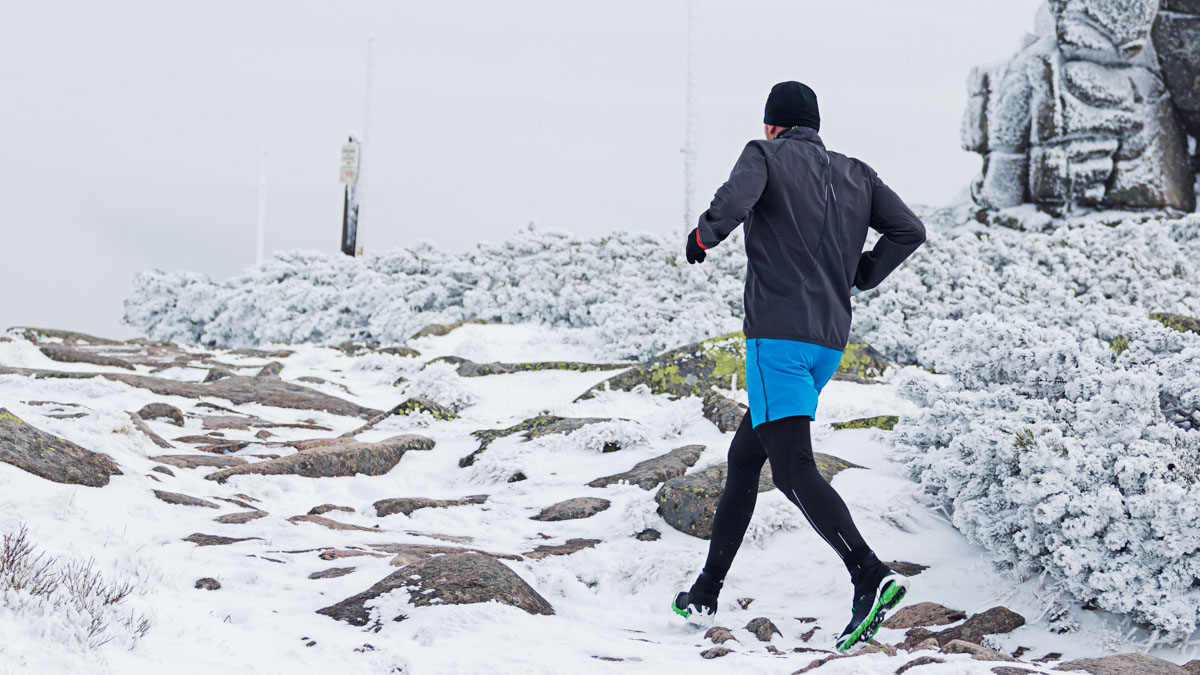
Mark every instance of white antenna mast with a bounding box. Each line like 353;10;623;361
683;0;698;236
358;34;376;256
256;147;268;266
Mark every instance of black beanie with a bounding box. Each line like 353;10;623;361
764;81;820;132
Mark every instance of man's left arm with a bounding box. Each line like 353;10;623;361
691;143;769;255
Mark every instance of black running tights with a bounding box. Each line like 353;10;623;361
702;414;874;584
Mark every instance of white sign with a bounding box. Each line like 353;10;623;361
340;140;361;184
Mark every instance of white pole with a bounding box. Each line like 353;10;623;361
256;147;268;266
683;0;697;236
357;34;376;256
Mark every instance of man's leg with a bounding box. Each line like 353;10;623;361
755;415;883;581
675;413;767;617
755;415;906;651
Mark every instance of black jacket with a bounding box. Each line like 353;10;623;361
696;126;925;351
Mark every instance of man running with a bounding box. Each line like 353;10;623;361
672;81;926;653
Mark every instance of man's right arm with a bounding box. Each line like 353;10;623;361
853;173;926;291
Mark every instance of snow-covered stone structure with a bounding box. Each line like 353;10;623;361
964;0;1197;214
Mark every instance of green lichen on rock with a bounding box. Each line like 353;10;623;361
1149;312;1200;335
579;331;746;400
831;415;898;431
835;342;890;382
579;332;889;400
1111;335;1129;355
0;407;122;486
396;397;458;421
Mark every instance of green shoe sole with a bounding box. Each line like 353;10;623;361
835;576;909;654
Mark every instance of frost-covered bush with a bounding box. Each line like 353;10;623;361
891;313;1200;637
124;225;747;360
1;526;152;650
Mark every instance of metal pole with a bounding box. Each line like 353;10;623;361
683;0;697;236
357;34;376;256
256;147;267;266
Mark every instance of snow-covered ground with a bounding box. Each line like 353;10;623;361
2;322;1195;673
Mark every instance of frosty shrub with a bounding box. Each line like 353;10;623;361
1;526;152;650
873;211;1200;638
124;225;747;361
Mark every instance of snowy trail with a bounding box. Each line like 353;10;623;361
0;323;1192;674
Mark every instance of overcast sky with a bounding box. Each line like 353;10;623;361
0;0;1043;339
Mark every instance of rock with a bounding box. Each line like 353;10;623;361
37;344;135;370
229;347;294;359
0;408;122;486
705;626;738;645
530;497;611;521
800;626;819;642
136;403;184;426
194;578;221;590
288;515;379;532
635;528;660;541
183;533;262;546
831;415;898;431
460;415;611;467
793;653;852;673
408;318;493;340
256;361;284;378
745;617;782;642
0;366;382;420
153;490;220;508
834;342;890;382
702;391;747;432
1034;653;1063;664
1150;312;1200;335
1056;654;1189;674
151;465;175;476
256;429;274;439
150;454;247;469
310;567;355;580
578;332;746;400
885;561;929;577
700;647;732;659
941;639;1018;662
127;411;176;449
429;355;631;378
882;602;966;629
656;452;861;539
11;327;121;345
1183;660;1200;674
390;397;458;421
896;657;945;674
374;495;488;517
203;368;234;383
374;345;420;357
991;669;1044;675
215;510;267;524
318;552;553;626
205;434;433;483
1153;7;1200;140
912;637;941;651
902;607;1025;649
375;542;522;566
737;598;754;610
508;471;527;482
587;445;704;490
319;549;387;561
523;538;601;559
308;504;355;516
963;0;1195;213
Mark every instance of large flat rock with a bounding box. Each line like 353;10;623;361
655;452;861;539
0;408;121;486
587;445;704;490
205;434;434;483
317;552;553;626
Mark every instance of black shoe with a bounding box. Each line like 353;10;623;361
671;571;721;625
835;569;909;653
